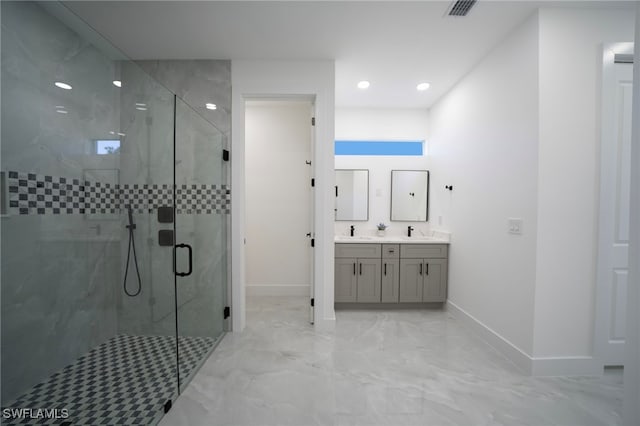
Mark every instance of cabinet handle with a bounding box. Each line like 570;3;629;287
353;262;356;276
426;263;429;275
384;263;387;276
359;263;362;275
419;263;422;275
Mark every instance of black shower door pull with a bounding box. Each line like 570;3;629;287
175;243;193;277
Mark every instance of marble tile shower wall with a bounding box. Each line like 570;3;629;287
1;1;122;404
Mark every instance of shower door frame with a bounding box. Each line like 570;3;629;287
171;94;231;395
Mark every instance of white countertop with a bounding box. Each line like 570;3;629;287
334;231;450;244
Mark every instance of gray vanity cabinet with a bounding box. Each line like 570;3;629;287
399;244;448;303
423;258;448;302
381;244;400;302
399;258;424;302
356;258;382;302
335;258;358;302
335;244;382;303
335;242;448;305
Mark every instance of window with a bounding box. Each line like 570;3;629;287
335;140;423;156
95;139;121;155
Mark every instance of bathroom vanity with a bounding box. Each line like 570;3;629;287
334;237;449;305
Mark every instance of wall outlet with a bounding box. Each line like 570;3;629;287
508;218;523;235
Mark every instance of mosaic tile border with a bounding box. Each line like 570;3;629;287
4;171;230;216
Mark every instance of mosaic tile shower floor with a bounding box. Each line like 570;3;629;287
2;334;217;425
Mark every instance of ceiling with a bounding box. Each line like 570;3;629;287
64;1;634;109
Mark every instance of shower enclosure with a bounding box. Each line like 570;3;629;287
0;2;230;424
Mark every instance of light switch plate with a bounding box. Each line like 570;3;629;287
508;218;523;235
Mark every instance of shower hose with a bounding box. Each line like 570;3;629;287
123;206;142;297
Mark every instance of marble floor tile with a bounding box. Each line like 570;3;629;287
159;296;622;426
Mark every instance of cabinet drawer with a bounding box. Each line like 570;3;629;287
335;243;381;258
400;244;448;259
382;244;400;259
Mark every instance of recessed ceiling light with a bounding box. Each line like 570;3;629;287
56;109;68;114
205;103;217;110
117;132;126;137
135;103;146;107
136;107;147;111
357;80;370;89
54;82;72;90
113;80;122;88
416;82;431;91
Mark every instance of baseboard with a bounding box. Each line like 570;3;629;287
531;356;600;377
313;316;336;331
447;301;601;377
336;302;444;310
446;300;533;374
246;284;310;297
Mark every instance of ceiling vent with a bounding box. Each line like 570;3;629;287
446;0;477;17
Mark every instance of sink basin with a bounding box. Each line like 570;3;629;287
402;236;436;241
335;235;374;241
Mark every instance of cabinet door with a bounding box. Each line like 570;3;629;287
423;259;448;302
381;259;400;302
335;258;357;302
356;258;381;302
399;259;423;302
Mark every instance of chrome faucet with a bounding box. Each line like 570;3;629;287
407;226;414;237
350;225;355;237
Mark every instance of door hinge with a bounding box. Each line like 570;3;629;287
222;149;230;162
310;298;315;307
311;238;315;248
164;400;172;413
311;178;315;187
311;117;315;126
224;306;230;319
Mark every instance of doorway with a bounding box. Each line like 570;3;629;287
244;99;315;324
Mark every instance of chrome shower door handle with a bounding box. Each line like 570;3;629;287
175;243;193;277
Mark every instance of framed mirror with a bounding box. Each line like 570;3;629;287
335;169;369;221
391;170;429;221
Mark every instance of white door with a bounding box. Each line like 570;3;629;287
595;47;634;366
308;107;316;324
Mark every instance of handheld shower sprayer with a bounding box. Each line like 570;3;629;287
123;206;142;297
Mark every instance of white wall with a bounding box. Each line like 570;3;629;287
334;108;430;236
533;9;636;366
623;4;639;425
429;14;540;363
231;60;335;331
245;101;312;296
429;7;636;375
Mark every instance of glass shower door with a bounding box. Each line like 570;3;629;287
173;97;229;389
